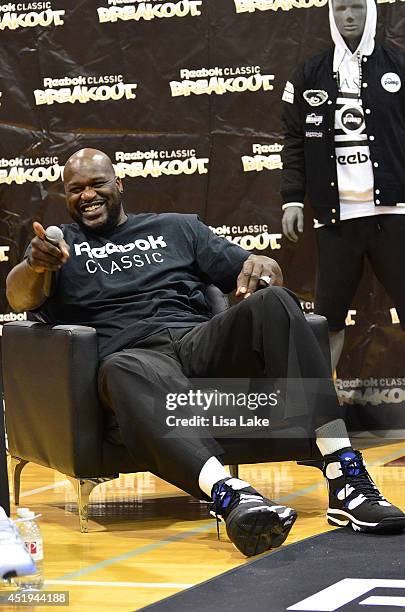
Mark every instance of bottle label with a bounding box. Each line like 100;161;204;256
24;539;43;561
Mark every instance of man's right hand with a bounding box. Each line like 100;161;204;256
27;222;70;273
281;206;304;243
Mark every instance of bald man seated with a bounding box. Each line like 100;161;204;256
6;149;405;557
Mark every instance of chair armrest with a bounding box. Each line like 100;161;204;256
2;321;103;477
304;314;331;373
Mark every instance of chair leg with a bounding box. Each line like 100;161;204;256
66;477;115;533
229;464;239;478
9;457;28;505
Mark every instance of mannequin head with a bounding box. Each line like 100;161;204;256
332;0;367;51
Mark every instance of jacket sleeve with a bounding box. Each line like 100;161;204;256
280;64;307;205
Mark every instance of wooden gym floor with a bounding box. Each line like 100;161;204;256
2;442;405;611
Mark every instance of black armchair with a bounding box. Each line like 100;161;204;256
0;390;10;515
2;286;331;532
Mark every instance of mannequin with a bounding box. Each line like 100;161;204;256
281;0;405;372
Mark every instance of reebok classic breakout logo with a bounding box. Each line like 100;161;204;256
97;0;203;23
234;0;400;14
0;246;10;262
114;148;209;179
241;143;283;173
0;156;62;185
335;377;405;406
234;0;328;14
210;224;282;251
299;300;356;327
34;74;137;106
0;312;27;336
170;66;274;97
0;2;65;30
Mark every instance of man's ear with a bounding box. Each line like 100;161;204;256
116;177;124;193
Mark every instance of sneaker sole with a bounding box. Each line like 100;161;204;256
226;507;297;557
327;509;405;533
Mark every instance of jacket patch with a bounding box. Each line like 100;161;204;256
381;72;401;93
305;131;323;138
303;90;328;106
282;80;294;104
306;113;323;126
339;106;364;134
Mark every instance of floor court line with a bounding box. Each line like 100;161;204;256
15;443;405;499
56;444;405;582
46;580;195;589
57;485;326;581
18;443;404;499
58;522;219;580
368;446;405;466
20;480;69;498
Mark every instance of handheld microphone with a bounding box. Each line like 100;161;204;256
43;226;64;297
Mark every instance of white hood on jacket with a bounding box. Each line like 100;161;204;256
329;0;377;74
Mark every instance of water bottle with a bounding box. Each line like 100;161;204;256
15;508;44;591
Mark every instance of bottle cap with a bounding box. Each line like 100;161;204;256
17;508;35;519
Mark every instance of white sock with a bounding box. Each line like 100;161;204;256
198;457;230;497
198;457;250;498
315;419;351;457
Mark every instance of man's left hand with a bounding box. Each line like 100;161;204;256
236;255;283;299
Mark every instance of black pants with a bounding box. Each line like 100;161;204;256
315;215;405;331
98;287;341;499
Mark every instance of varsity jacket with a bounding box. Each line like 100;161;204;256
281;42;405;226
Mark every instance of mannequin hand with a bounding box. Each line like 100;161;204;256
282;206;304;243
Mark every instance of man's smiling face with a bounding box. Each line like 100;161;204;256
64;149;125;234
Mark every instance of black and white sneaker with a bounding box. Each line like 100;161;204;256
210;478;297;557
324;448;405;533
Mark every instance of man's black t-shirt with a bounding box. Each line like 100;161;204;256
34;213;250;358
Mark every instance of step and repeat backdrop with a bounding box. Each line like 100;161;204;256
0;0;404;432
